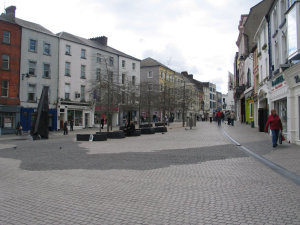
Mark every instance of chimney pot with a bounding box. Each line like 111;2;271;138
5;6;16;21
89;36;108;46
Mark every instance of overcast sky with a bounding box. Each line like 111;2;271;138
3;0;261;93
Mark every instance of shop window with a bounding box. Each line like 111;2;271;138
0;112;16;128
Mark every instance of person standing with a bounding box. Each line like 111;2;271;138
209;112;213;123
70;120;74;131
264;109;282;148
230;111;235;126
100;118;104;129
16;122;22;135
63;121;68;135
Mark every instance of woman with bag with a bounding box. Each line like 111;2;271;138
264;109;283;148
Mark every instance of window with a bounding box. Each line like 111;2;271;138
3;31;10;44
65;83;70;100
148;83;153;91
65;62;71;76
80;85;85;101
132;76;136;85
28;61;36;75
132;63;136;70
28;84;36;102
81;49;86;59
165;72;167;80
65;45;71;55
96;68;101;81
148;71;153;78
29;39;37;52
43;64;50;78
122;60;125;68
122;73;125;84
43;43;51;55
109;57;114;66
161;72;163;79
160;84;163;92
1;80;8;97
80;65;86;79
0;112;16;128
2;55;9;70
96;53;101;63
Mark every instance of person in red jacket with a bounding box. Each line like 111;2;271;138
264;109;283;148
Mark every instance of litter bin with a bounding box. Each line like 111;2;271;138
251;121;255;128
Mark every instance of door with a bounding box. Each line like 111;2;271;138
85;113;89;128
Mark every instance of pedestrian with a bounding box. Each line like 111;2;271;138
100;118;104;129
264;109;282;148
70;120;74;131
63;121;68;135
16;122;22;135
216;110;222;126
209;112;213;123
230;111;235;126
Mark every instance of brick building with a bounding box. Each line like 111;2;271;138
0;6;21;134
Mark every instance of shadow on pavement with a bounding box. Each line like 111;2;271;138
0;138;250;171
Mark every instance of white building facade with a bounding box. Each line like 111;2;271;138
18;19;59;131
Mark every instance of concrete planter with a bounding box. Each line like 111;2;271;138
76;134;91;141
140;127;155;134
139;124;153;128
98;131;125;139
93;133;107;141
154;127;167;133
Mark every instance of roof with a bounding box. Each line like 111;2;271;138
57;32;140;61
244;0;275;50
15;18;55;35
141;57;174;72
0;14;55;36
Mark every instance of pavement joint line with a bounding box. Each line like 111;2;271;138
222;128;300;187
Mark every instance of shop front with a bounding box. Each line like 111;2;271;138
269;74;288;136
245;89;254;125
0;105;21;134
20;107;57;132
285;62;300;144
58;102;93;130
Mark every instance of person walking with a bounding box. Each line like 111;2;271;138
264;109;282;148
63;121;68;135
216;110;222;127
230;111;235;126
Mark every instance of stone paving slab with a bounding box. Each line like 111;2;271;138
222;122;300;176
0;121;300;224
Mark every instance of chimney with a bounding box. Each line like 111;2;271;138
89;36;108;46
189;74;193;79
5;6;16;21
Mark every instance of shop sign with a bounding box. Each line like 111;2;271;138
295;75;300;83
272;75;286;91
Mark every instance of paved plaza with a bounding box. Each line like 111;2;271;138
0;122;300;224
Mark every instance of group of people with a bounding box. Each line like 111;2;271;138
63;120;74;135
213;110;235;127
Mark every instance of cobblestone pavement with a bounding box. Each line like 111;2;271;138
0;122;300;224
